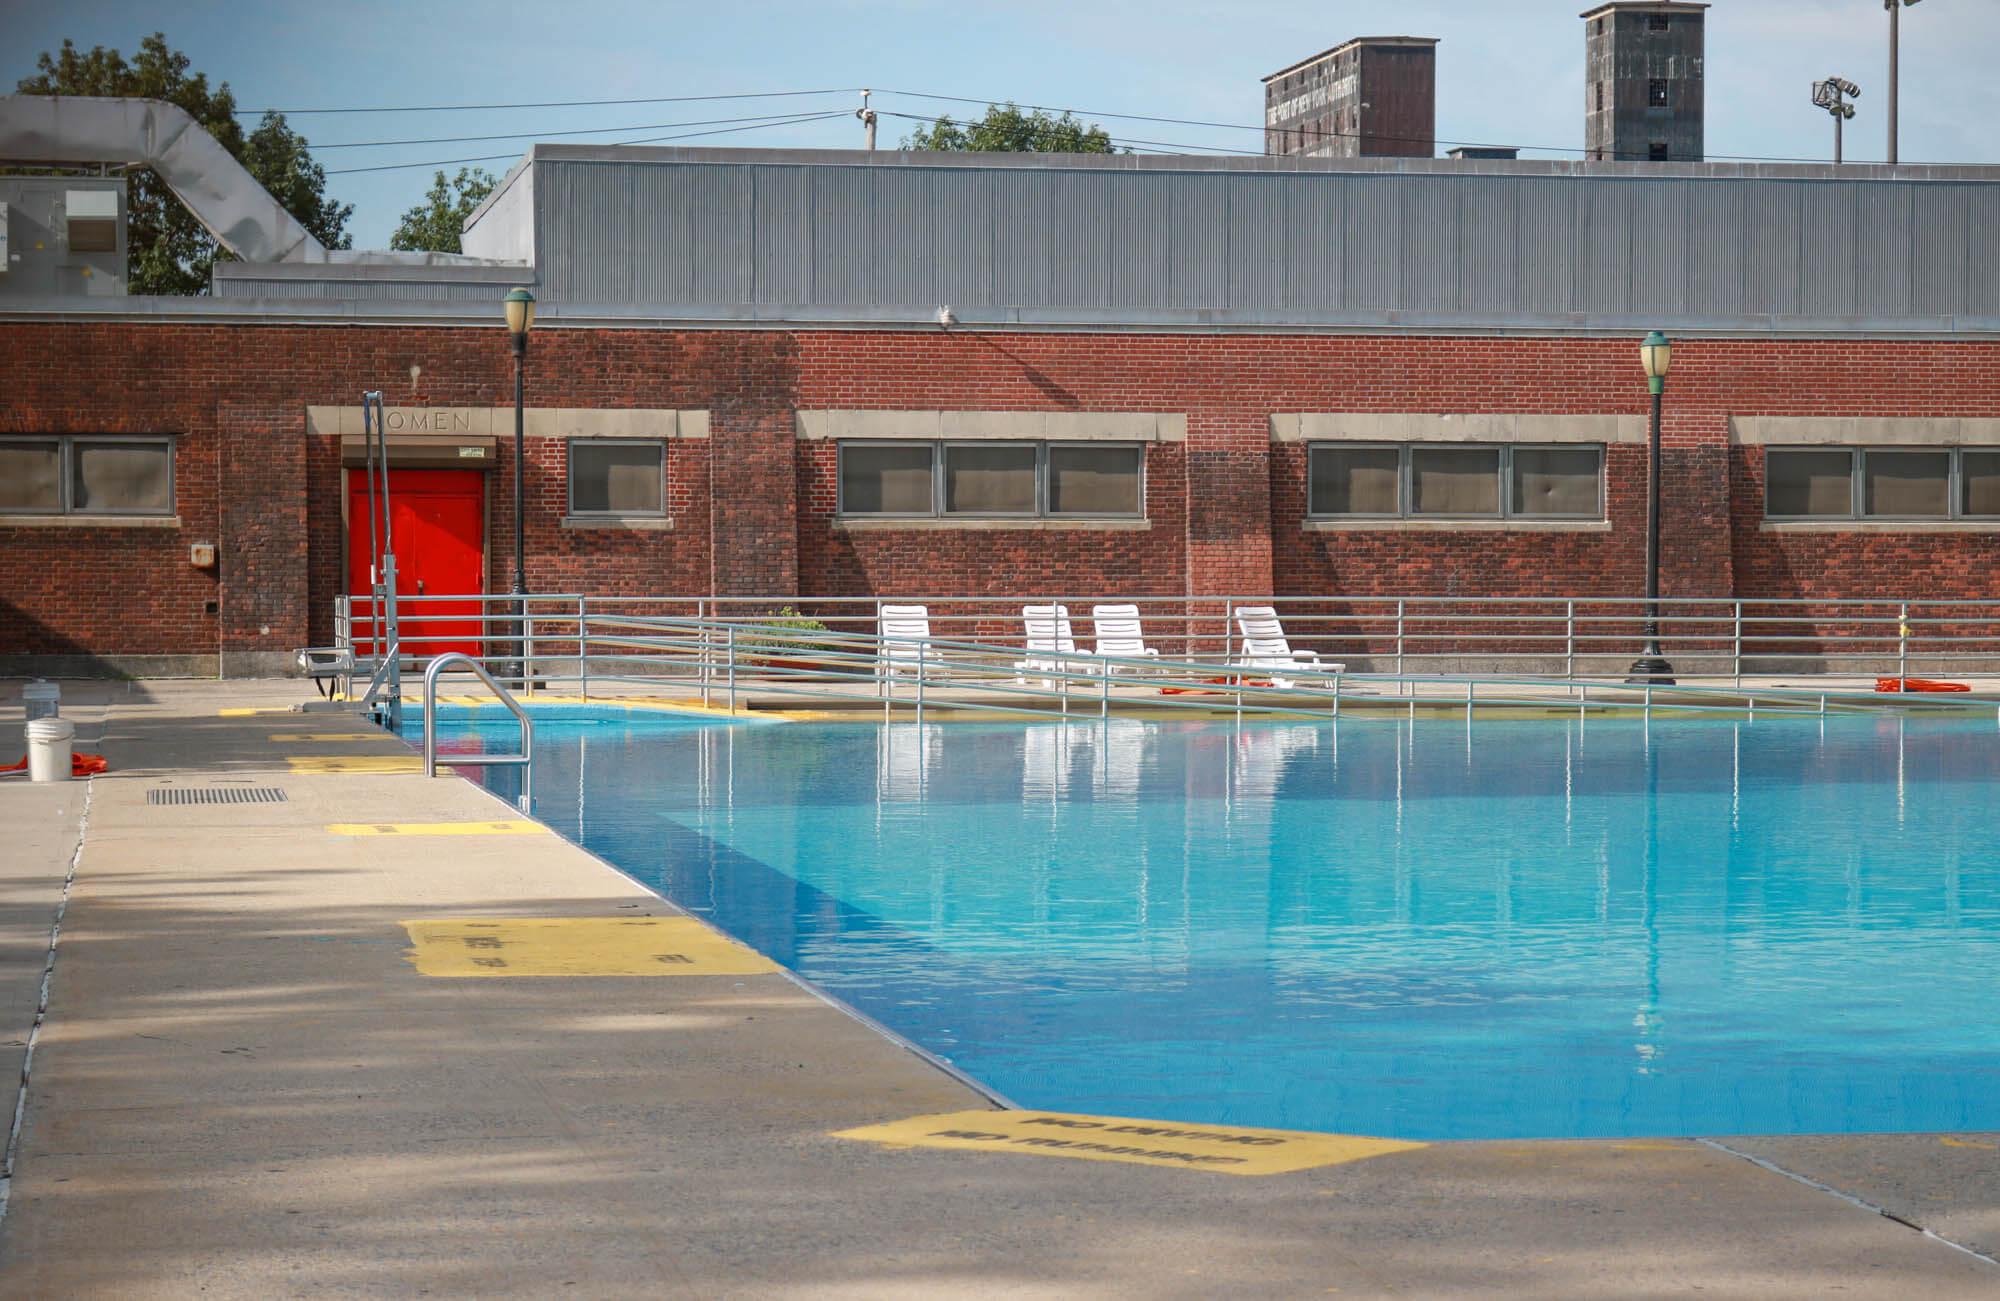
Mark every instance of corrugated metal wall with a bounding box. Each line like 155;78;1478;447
524;152;2000;325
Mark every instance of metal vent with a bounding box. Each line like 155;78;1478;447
146;787;289;805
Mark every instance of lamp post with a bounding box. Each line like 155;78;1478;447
503;287;535;686
1627;331;1675;685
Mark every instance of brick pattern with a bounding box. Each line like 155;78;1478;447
3;321;1998;662
218;402;308;662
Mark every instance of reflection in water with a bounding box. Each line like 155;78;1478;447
449;709;2000;1140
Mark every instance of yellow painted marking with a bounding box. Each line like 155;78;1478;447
400;917;779;977
220;707;296;717
831;1110;1424;1176
269;733;388;742
329;820;547;837
1939;1137;1998;1150
287;755;426;774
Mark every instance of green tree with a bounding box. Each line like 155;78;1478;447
901;102;1118;153
17;32;351;295
390;167;497;253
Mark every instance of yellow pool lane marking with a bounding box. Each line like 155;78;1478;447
832;1110;1424;1176
289;755;427;774
269;733;392;742
401;917;779;977
1940;1136;1998;1150
330;820;547;837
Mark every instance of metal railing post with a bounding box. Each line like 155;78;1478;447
1734;600;1744;686
1396;599;1407;690
1565;598;1575;688
1898;601;1910;684
578;595;589;699
726;624;737;713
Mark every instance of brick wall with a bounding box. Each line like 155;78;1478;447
3;319;1997;668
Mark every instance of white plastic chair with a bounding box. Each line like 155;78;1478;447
1090;604;1160;674
1014;604;1078;687
1230;605;1343;689
878;604;939;690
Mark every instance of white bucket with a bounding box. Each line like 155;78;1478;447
25;717;75;783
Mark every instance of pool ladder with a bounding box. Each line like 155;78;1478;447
422;653;535;812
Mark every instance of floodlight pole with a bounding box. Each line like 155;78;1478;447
1886;0;1921;165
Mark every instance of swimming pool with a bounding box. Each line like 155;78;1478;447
425;705;2000;1140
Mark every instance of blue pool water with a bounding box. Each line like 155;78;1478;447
423;705;2000;1140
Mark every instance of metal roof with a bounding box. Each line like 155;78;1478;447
12;144;2000;337
469;146;2000;334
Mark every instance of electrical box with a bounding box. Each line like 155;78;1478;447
188;542;217;568
0;177;126;297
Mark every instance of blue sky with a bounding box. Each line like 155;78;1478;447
11;0;1994;250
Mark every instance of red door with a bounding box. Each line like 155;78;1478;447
347;469;486;658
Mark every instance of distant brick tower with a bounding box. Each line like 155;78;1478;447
1584;2;1708;162
1263;37;1438;159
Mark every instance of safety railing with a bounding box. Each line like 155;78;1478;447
366;606;1996;729
334;592;2000;692
422;652;534;812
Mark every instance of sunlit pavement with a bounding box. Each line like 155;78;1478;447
0;677;1996;1299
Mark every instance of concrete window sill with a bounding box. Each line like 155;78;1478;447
561;516;673;531
833;518;1152;532
1303;519;1610;533
0;514;182;529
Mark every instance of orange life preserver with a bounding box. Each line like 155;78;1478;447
1875;678;1971;693
0;751;108;775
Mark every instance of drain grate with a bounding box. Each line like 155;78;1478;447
147;787;289;805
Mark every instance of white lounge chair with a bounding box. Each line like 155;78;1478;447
1230;605;1343;688
1090;604;1161;673
878;604;940;689
1014;604;1078;687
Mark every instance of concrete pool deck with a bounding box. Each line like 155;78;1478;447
1;677;1997;1298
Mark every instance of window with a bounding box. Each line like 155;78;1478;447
0;435;173;515
567;439;665;516
1766;447;2000;520
838;441;1144;519
1648;14;1671;31
1596;82;1605;112
1648;79;1670;107
1648;141;1670;161
1308;444;1602;520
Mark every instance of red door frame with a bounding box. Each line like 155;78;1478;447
345;468;488;657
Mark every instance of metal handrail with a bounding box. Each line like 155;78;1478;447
422;653;534;812
356;641;403;732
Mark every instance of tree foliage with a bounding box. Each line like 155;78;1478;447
390;167;498;253
901;102;1118;154
17;32;351;294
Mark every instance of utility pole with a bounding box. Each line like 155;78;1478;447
1812;77;1859;164
1886;0;1921;165
856;88;877;151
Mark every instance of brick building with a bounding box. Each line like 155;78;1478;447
4;144;1999;676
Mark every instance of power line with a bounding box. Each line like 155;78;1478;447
322;111;849;174
874;110;1259;157
251;83;1947;170
313;108;851;150
240;88;858;115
